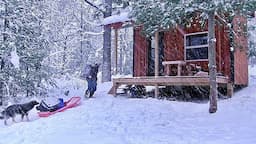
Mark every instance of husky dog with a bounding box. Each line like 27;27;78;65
0;100;39;125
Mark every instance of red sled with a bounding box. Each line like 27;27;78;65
38;96;81;117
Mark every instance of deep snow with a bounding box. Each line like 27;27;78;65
0;67;256;144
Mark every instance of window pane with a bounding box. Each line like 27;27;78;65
186;33;208;47
186;47;208;60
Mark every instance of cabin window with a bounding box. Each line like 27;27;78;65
185;32;208;61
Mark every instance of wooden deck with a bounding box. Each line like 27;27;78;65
109;76;232;96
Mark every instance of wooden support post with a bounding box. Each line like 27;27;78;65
114;29;118;75
227;83;233;97
154;84;159;98
177;64;182;76
113;82;119;97
154;31;159;98
155;32;159;77
162;61;186;76
166;65;170;76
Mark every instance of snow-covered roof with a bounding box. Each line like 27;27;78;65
103;12;131;25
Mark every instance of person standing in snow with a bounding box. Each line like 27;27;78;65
82;63;100;98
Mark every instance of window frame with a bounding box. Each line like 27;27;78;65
184;31;209;61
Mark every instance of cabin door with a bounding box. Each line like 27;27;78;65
147;32;164;76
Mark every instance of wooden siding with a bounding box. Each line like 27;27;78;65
162;20;231;78
164;29;184;61
233;15;248;85
182;21;209;73
133;27;148;76
132;15;247;85
221;24;232;80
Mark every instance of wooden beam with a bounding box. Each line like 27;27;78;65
113;76;229;85
162;61;186;76
154;31;159;77
154;31;159;98
110;76;229;96
227;83;233;97
114;29;118;74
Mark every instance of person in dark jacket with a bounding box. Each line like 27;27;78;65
36;98;65;112
83;64;100;98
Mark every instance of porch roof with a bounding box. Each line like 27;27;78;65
103;12;132;26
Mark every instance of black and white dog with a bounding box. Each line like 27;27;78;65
0;100;39;125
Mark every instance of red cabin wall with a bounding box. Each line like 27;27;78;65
221;24;232;81
163;20;231;79
133;27;148;77
164;29;184;61
183;21;209;72
233;15;248;85
132;15;248;85
133;24;231;78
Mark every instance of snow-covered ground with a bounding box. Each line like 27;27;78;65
1;67;256;144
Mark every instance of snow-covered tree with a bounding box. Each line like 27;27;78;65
116;28;134;75
248;16;256;58
42;0;102;77
83;0;133;82
131;0;256;113
0;0;134;104
0;0;51;103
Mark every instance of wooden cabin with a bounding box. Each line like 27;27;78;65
104;13;248;97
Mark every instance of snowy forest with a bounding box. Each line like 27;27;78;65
0;0;134;105
1;0;256;143
0;0;255;106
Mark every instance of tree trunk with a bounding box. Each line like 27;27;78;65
102;0;112;82
119;32;123;74
0;1;9;105
61;36;67;75
208;11;218;113
80;3;84;67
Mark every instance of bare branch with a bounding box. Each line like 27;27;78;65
83;0;105;14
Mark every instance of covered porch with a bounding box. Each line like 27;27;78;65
104;12;233;98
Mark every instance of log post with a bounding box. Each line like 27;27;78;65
154;31;159;98
114;28;118;75
227;83;233;97
208;10;218;113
